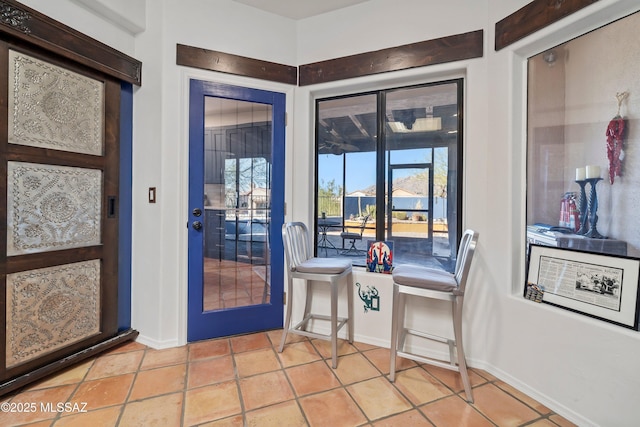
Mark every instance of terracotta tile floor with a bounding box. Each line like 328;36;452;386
0;330;577;427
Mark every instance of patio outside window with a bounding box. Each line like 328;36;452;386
314;80;463;272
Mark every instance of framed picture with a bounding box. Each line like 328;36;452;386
526;244;640;329
366;240;393;274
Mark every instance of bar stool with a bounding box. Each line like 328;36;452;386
279;222;354;368
389;229;479;402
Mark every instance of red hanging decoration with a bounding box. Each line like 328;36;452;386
606;117;625;184
606;92;628;185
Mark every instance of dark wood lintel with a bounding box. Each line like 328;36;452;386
495;0;599;51
0;0;142;85
298;30;483;86
176;43;298;85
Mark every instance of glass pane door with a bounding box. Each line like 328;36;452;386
187;79;285;341
204;98;272;310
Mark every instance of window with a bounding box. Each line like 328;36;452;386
526;11;640;260
315;80;463;271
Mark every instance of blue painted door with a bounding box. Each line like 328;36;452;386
187;80;285;341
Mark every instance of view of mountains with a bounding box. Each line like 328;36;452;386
356;174;428;196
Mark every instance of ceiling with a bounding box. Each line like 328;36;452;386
232;0;370;20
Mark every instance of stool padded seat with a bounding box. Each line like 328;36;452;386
295;258;352;275
392;264;457;292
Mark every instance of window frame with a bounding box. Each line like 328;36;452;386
313;79;464;268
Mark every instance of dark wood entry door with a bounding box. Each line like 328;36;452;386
0;44;121;383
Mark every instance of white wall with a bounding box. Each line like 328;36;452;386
295;0;488;63
15;0;640;425
19;0;142;55
131;0;297;348
486;1;640;426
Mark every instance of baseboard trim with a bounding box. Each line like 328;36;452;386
135;334;181;350
463;359;593;427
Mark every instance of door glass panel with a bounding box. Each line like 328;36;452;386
203;97;271;311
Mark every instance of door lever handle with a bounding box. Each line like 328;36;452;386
192;221;203;231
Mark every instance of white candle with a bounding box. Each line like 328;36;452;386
575;167;586;181
586;165;601;179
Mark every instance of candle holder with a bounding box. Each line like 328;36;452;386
575;179;589;235
585;177;605;239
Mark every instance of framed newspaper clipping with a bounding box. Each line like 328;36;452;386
526;244;640;330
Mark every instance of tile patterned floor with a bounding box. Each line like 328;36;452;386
0;330;577;427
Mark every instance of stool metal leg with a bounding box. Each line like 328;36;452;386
396;292;407;350
279;276;294;353
453;296;473;403
389;284;400;382
302;280;313;330
347;273;354;343
330;280;338;368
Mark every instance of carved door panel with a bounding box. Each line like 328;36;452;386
0;45;120;381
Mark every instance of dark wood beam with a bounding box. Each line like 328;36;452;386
176;44;298;85
495;0;599;51
299;30;483;86
0;0;141;85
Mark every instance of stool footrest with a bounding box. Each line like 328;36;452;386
289;314;348;341
398;328;458;370
404;328;454;346
396;350;460;372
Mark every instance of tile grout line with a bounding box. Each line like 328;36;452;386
230;336;250;426
0;331;575;427
114;346;148;426
268;331;313;427
171;334;562;426
55;354;100;426
359;347;453;426
181;344;192;427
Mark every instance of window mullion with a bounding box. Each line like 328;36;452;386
375;92;386;241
